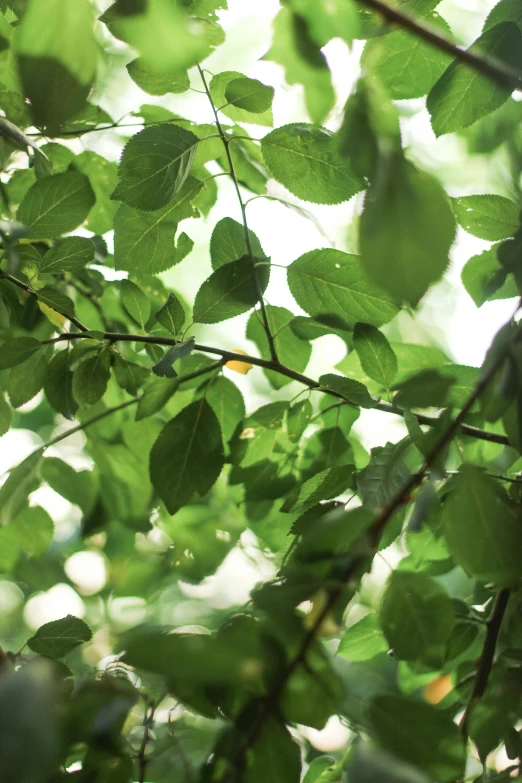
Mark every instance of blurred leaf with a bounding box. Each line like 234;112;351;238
264;9;334;124
17;172;95;239
369;694;466;781
427;23;522;136
338;613;388;661
360;154;455;306
442;465;522;585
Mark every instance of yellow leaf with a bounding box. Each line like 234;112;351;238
226;348;253;375
423;675;452;704
39;302;65;329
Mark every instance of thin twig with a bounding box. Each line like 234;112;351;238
196;65;279;363
460;588;511;739
356;0;522;91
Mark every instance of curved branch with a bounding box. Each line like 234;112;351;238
356;0;522;91
48;330;510;446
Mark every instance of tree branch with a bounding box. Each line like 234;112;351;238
197;65;279;363
47;330;510;446
356;0;522;92
215;308;520;782
460;588;511;740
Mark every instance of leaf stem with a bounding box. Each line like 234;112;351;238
196;65;279;363
356;0;522;91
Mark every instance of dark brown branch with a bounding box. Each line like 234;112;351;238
460;588;511;739
47;331;510;447
356;0;522;91
197;65;279;363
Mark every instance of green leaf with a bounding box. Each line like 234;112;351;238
369;694;466;782
353;323;397;392
224;77;274;114
290;0;359;46
27;614;92;659
427;23;522;136
113;356;149;394
152;338;195;378
287;398;312;443
319;373;379;408
205;375;245;443
113;176;201;275
17;171;95;239
244;717;301;783
462;246;518;306
15;0;98;133
264;9;334;125
44;349;77;419
345;744;433;783
442;465;522;586
209;70;273;127
281;465;354;514
360;155;455;306
362;13;453;100
8;345;50;407
156;292;185;335
0;336;41;369
38;236;95;275
13;505;54;558
136;377;179;421
37;286;75;319
73;150;120;236
393;368;455;408
127;57;190;95
210;216;265;270
72;352;111;407
239;401;288;468
356;442;411;509
149;398;224;514
120;279;151;328
101;0;211;75
112;124;199;211
380;571;453;662
0;451;42;527
246;305;311;389
193;256;269;324
287;249;398;329
0;393;11;436
451;194;520;240
41;457;96;515
261;124;364;205
338;614;389;661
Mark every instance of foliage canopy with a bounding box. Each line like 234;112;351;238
0;0;521;782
